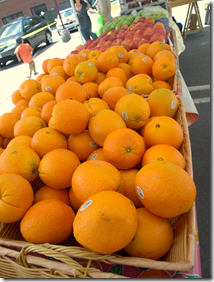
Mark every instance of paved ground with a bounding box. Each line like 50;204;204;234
0;4;212;278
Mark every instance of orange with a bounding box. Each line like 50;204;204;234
83;97;110;118
75;61;98;84
88;109;126;147
98;77;124;98
106;67;127;85
138;43;150;54
125;207;173;259
87;147;107;161
73;190;137;254
146;41;167;59
28;91;55;108
119;169;143;208
40;74;50;82
126;74;153;95
42;59;50;74
39;148;80;189
94;72;106;85
41;100;57;124
67;75;79;83
72;160;122;203
51;100;90;136
31;127;67;158
63;54;84;76
78;48;90;60
11;89;24;105
19;79;41;100
135;161;197;218
96;51;119;73
20;199;75;244
0;112;20;139
114;93;150;129
55;81;86;103
108;46;129;63
67;129;99;161
34;185;70;206
144;116;183;149
35;73;47;82
41;75;65;95
7;136;32;148
0;145;40;183
15;99;29;108
142;144;186;169
128;49;138;59
165;43;171;51
118;63;133;80
152;80;172;90
50;65;70;81
21;107;42;119
69;187;82;211
87;49;102;60
130;54;153;75
140;116;159;137
154;50;176;62
152;57;176;81
0;173;34;223
14;116;47;137
102;86;130;110
11;104;28;116
103;128;145;169
128;51;143;66
147;88;178;117
82;82;99;99
47;57;64;73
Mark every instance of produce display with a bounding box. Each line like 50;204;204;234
0;9;197;276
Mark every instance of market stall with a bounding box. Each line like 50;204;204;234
0;1;202;278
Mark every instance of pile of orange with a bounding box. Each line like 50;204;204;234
0;41;196;260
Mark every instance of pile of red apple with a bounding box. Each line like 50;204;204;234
73;17;168;53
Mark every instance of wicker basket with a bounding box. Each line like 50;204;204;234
0;95;196;278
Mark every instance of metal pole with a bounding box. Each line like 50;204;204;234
69;0;85;45
53;0;66;29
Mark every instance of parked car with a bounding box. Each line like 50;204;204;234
0;15;53;66
56;8;79;35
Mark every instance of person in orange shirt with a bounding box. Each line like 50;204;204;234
14;37;38;79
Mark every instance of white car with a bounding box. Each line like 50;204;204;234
56;8;79;35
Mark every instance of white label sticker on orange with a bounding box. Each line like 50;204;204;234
142;58;148;61
80;200;92;211
88;62;93;66
45;86;51;91
82;53;87;57
89;141;97;147
137;186;144;199
53;72;58;76
119;53;124;58
126;86;131;91
90;153;97;160
171;101;176;110
122;111;128;120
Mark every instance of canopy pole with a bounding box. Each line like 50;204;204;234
53;0;65;29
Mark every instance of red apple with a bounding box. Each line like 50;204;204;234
138;39;150;48
121;25;129;30
138;17;146;22
150;33;165;43
152;29;166;37
125;35;133;40
133;35;142;41
85;40;94;47
153;22;165;30
121;39;132;46
142;22;152;29
70;50;79;55
130;40;141;49
146;17;155;25
134;30;144;36
100;46;110;52
96;41;106;47
113;38;123;45
104;41;112;46
121;44;131;51
143;34;152;41
117;35;126;40
75;44;84;51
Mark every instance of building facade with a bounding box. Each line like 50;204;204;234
0;0;72;27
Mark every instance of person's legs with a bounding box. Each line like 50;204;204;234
88;29;98;41
31;60;38;75
28;61;33;78
81;29;91;42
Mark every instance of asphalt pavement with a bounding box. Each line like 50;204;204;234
178;26;211;278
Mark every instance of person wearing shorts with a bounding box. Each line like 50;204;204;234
14;37;38;79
